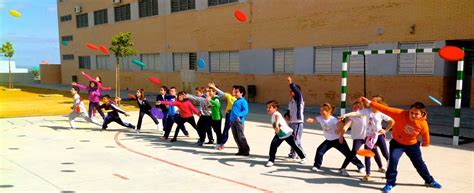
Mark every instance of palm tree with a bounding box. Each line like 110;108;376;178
109;32;137;100
1;42;15;89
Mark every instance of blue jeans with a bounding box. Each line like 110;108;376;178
220;113;231;145
314;139;364;170
386;139;434;186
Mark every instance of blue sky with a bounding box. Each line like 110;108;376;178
0;0;59;69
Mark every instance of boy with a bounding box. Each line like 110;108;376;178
359;97;442;193
230;85;250;156
68;86;102;130
156;86;169;133
266;100;306;167
99;95;135;131
208;83;238;149
287;76;305;161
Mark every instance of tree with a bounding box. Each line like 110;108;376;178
1;42;15;89
109;32;137;100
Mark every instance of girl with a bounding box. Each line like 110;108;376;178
265;100;306;167
81;71;112;117
306;103;364;176
340;96;394;181
72;81;105;119
158;91;200;142
156;86;169;133
187;87;213;146
133;89;160;134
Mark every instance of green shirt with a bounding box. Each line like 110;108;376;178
209;97;222;120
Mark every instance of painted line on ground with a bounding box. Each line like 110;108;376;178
114;131;272;193
113;173;129;180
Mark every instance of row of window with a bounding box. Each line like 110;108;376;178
63;0;239;28
72;43;435;75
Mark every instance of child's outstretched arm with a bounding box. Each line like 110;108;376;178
306;117;318;124
72;82;87;90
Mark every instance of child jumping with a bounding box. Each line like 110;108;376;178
68;86;102;130
359;97;442;193
265;100;306;167
306;103;364;176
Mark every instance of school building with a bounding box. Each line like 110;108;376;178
55;0;474;107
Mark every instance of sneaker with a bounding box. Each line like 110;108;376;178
311;166;319;171
170;138;177;142
131;125;136;130
265;161;274;167
136;130;140;134
339;169;350;176
382;184;394;193
160;136;168;140
206;140;214;144
242;152;250;156
378;168;386;173
185;134;190;137
362;174;371;182
299;158;307;164
195;141;204;146
425;180;442;189
235;152;243;156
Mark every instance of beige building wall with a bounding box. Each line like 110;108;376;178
40;64;62;84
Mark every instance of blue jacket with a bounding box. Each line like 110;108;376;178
229;97;249;122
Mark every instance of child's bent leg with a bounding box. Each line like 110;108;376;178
337;139;364;170
314;140;331;168
68;111;78;129
269;135;284;162
285;135;305;159
386;140;406;186
405;143;435;184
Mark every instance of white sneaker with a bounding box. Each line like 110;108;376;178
299;158;307;164
339;169;350;176
265;161;274;167
311;167;319;171
136;130;140;134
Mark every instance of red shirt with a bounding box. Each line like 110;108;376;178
161;100;199;118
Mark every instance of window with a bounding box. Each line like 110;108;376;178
173;52;197;71
62;54;74;60
96;55;113;70
61;35;73;42
398;42;435;75
79;56;91;69
114;4;131;22
171;0;195;13
139;0;159;18
210;51;239;72
208;0;238;7
60;14;72;22
274;48;294;73
76;13;88;28
141;54;160;71
119;56;142;71
314;46;367;74
94;9;108;25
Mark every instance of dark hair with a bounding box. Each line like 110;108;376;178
102;94;111;100
410;102;426;110
169;87;177;90
177;91;189;101
266;100;279;109
232;85;239;90
235;85;246;97
195;87;205;93
137;89;145;100
72;86;80;92
160;86;169;94
321;103;335;114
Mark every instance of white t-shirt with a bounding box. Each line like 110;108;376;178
271;111;293;139
316;116;340;141
73;94;86;113
358;108;391;134
348;115;367;140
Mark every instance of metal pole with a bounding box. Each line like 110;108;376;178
453;48;465;146
363;54;366;97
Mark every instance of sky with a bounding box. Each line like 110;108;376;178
0;0;59;69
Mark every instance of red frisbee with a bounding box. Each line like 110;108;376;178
99;45;109;54
234;10;247;22
148;77;161;85
86;43;98;50
127;93;136;99
438;46;464;61
357;149;375;157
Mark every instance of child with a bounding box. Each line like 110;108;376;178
156;86;169;132
72;81;105;119
208;83;237;150
99;95;135;131
187;87;213;146
161;87;188;139
133;89;160;134
80;71;112;118
209;87;223;150
340;97;394;181
286;76;305;161
359;97;442;193
265;100;306;167
68;86;102;130
158;91;200;142
230;85;250;156
306;103;364;176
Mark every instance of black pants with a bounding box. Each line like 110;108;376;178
197;116;213;142
102;115;133;130
88;101;105;119
269;135;305;162
164;114;188;139
211;119;223;144
313;139;364;170
174;116;197;139
136;110;159;130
